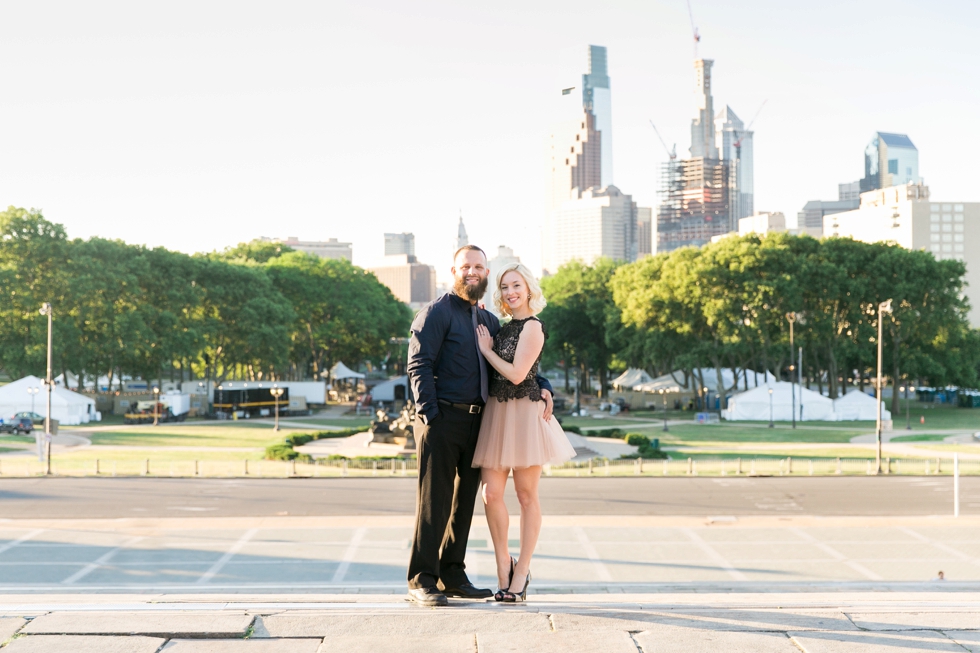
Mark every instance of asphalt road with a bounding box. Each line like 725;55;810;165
0;476;974;518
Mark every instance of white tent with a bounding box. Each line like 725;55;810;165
371;376;409;402
611;368;654;390
634;368;777;394
833;389;891;421
0;375;99;425
330;362;365;380
723;382;835;422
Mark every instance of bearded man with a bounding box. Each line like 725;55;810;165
405;244;554;606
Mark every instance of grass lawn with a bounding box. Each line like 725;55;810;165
892;401;980;430
559;416;866;444
890;434;948;442
83;425;315;448
905;443;980;455
666;446;876;458
53;448;266;463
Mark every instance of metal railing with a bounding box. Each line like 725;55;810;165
0;455;975;478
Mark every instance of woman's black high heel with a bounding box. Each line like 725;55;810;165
501;569;531;603
494;556;516;602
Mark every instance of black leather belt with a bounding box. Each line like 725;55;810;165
439;399;483;414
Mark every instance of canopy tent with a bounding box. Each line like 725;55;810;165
0;375;98;425
634;368;777;394
611;368;654;390
329;362;365;380
723;382;834;422
371;376;409;402
833;389;892;421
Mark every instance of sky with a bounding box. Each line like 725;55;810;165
2;0;978;282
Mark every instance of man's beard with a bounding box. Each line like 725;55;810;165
453;274;488;303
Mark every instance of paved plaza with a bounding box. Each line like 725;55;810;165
0;587;978;651
1;480;978;650
0;515;978;592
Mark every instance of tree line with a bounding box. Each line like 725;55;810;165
0;207;412;389
540;233;980;415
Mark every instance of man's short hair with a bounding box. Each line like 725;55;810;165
453;244;487;263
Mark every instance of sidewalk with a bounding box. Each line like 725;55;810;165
2;515;978;650
0;590;978;651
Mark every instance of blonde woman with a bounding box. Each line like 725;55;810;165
473;263;575;602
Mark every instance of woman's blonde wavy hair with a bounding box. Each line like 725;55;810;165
492;263;547;317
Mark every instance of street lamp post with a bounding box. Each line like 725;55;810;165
152;387;161;427
659;389;668;432
27;386;39;416
875;299;893;474
786;313;796;429
768;387;774;428
38;303;53;474
270;386;284;432
904;381;912;430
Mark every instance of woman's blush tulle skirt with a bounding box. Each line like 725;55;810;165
472;397;577;470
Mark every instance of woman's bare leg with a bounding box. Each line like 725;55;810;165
510;465;542;593
481;468;511;588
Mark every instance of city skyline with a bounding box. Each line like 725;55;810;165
1;0;978;282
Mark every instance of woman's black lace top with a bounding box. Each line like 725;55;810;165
489;316;546;402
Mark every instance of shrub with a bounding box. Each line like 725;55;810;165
619;434;668;460
310;427;365;439
265;443;300;461
625;433;650;447
589;428;624;439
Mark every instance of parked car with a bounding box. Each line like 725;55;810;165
13;411;44;426
0;417;34;435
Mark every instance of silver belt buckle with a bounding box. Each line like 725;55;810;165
469;404;481;414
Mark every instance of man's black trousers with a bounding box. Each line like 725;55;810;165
407;405;483;590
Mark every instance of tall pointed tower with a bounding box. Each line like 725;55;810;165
689;59;717;159
583;45;613;187
456;214;469;250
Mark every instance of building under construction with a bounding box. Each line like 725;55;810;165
656;156;733;252
654;54;756;253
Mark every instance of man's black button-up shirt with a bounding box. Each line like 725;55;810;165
407;292;553;423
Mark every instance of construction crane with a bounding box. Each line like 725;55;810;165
649;120;677;161
687;0;701;58
733;99;767;160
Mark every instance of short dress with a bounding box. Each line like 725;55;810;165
472;316;576;470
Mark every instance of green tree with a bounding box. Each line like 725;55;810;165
0;207;71;379
540;259;622;398
265;253;411;379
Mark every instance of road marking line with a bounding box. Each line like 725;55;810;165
0;529;45;556
61;536;144;585
331;527;367;583
573;526;613;582
790;528;883;580
681;528;748;581
899;527;980;567
196;528;258;585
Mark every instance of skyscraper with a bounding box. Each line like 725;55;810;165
544;186;638;273
861;133;920;192
543;45;647;273
657;58;738;253
546;111;601;213
689;59;718;159
384;232;415;257
456;215;469;250
583;45;613;188
715;106;753;220
656;158;731;252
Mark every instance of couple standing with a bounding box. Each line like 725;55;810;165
406;245;575;606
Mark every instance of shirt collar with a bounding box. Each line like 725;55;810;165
449;291;476;310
